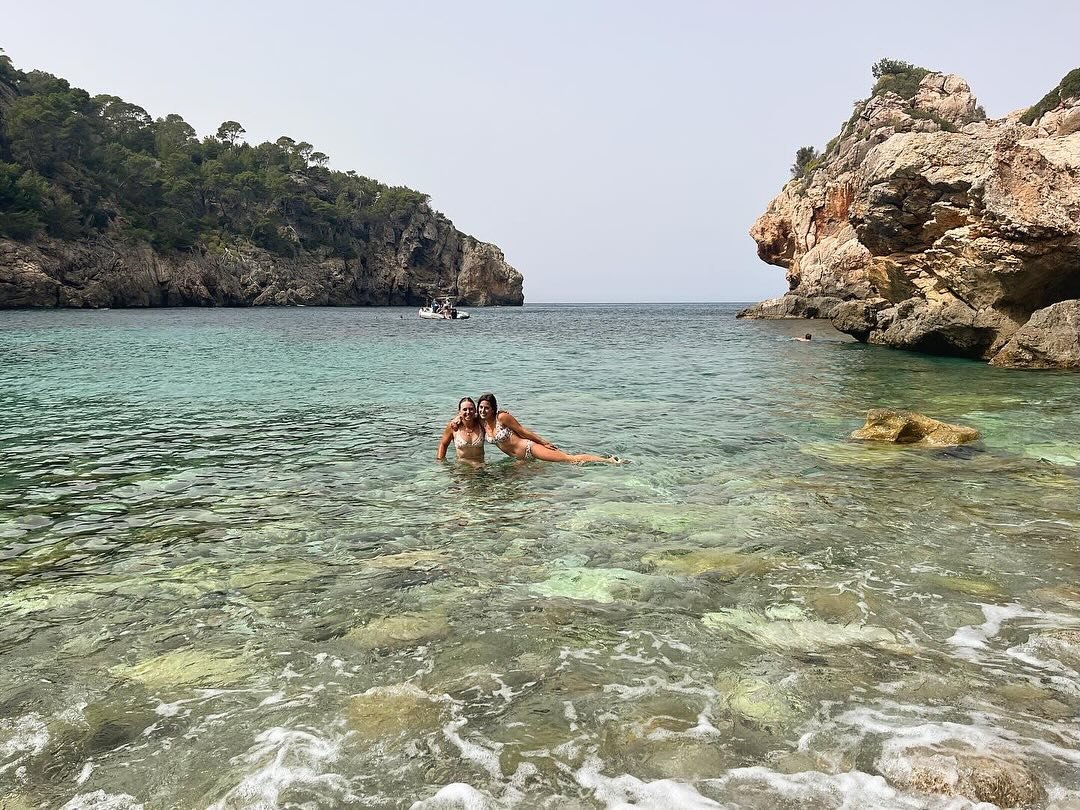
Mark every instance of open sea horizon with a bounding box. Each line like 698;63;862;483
1;303;1078;808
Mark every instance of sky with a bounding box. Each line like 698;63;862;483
4;0;1079;302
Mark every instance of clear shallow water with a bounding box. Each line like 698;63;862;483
0;304;1078;809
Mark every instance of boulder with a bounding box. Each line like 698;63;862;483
346;684;448;740
109;649;255;691
702;605;901;654
736;294;842;319
641;548;777;578
715;674;803;731
529;567;657;604
851;409;980;445
877;744;1043;807
341;611;450;650
990;299;1080;368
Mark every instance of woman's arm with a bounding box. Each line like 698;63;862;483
436;422;455;460
499;411;557;449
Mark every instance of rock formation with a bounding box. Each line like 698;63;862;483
850;409;980;446
743;67;1080;369
0;203;524;308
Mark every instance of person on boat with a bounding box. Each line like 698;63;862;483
476;393;624;464
436;397;486;462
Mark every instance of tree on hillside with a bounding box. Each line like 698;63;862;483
790;146;821;179
216;120;245;145
0;50;439;259
872;58;918;79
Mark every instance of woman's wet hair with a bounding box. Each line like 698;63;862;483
458;396;477;411
477;393;497;412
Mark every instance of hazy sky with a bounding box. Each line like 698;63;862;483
5;1;1079;302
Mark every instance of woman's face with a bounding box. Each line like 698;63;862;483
458;400;477;423
477;400;494;420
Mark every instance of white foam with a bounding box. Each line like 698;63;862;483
442;718;504;780
279;663;301;680
206;726;354;810
409;782;498;809
0;713;49;777
575;755;724;809
602;675;717;702
946;603;1065;662
60;791;144;810
76;760;95;785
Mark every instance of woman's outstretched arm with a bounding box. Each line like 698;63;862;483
436;422;454;460
499;411;556;449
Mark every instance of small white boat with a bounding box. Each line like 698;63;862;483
419;296;470;320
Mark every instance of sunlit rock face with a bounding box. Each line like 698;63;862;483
0;204;524;308
743;70;1080;369
850;409;980;446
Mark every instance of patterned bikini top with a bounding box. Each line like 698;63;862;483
486;419;514;444
454;429;484;449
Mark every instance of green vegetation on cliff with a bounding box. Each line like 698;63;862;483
1021;67;1080;125
0;49;431;258
869;58;930;101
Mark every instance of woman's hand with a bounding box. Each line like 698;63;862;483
450;417;462;430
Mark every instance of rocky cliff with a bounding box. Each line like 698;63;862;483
742;67;1080;368
0;204;524;308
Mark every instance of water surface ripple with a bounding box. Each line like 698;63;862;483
1;305;1078;808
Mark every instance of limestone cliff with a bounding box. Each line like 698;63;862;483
743;68;1080;368
0;203;523;308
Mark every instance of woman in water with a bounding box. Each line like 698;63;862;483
436;397;486;462
476;393;623;464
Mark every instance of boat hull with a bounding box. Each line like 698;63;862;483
418;308;470;320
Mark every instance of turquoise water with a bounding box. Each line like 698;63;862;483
1;304;1078;809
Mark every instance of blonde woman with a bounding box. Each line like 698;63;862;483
436;397;486;462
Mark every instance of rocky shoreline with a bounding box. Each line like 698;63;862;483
742;67;1080;369
0;203;524;309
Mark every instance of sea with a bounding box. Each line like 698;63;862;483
1;304;1078;809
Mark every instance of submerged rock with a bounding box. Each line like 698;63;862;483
715;674;803;731
702;606;902;654
641;548;778;579
361;550;448;570
346;684;448;740
529;567;657;604
1022;441;1080;466
920;572;1005;598
797;440;907;467
341;611;450;650
1016;628;1080;670
851;409;979;446
876;744;1044;807
109;649;255;691
566;502;727;535
227;561;324;591
0;581;113;618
